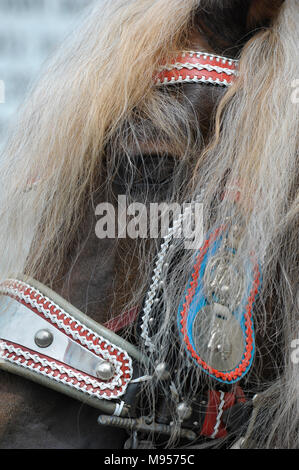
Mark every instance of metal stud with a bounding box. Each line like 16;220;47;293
154;362;170;381
34;329;54;348
177;402;192;421
95;361;115;381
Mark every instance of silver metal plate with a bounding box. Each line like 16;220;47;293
204;254;245;310
0;296;107;379
192;303;244;372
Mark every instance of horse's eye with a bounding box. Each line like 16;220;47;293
112;153;178;194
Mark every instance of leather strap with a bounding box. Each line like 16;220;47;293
0;278;147;416
155;50;238;87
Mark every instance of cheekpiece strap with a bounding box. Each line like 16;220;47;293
0;278;144;415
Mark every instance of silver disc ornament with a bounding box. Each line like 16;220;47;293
177;226;261;383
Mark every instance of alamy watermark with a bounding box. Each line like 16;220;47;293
95;196;203;249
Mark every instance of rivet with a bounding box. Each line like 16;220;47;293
95;361;115;381
177;402;192;421
154;362;170;381
34;329;54;348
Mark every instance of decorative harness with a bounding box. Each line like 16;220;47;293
0;51;260;449
154;50;238;87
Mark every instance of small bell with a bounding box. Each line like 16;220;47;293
176;402;192;422
154;362;170;381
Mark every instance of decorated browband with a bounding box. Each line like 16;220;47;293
155;50;238;87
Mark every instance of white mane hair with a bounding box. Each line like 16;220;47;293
0;0;298;448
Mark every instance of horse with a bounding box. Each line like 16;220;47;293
0;0;298;449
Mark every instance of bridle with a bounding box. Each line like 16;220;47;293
155;50;238;87
0;51;261;449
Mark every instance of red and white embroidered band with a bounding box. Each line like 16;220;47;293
0;280;133;401
155;51;238;87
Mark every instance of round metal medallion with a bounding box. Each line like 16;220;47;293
192;303;244;372
204;254;245;310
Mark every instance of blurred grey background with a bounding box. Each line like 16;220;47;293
0;0;94;149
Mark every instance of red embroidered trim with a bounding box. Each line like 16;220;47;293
155;51;238;87
179;227;260;382
201;385;245;439
1;340;125;399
